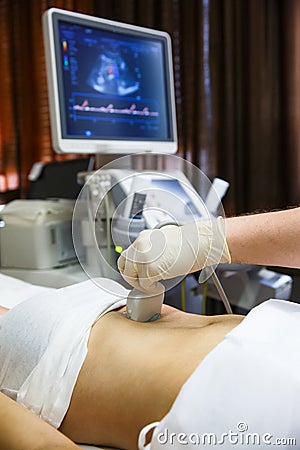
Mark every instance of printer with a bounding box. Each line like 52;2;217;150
0;199;77;270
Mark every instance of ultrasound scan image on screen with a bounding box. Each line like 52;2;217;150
43;9;177;154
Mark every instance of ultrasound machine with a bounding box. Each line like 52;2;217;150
0;8;291;314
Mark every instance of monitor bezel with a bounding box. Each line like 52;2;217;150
43;8;178;154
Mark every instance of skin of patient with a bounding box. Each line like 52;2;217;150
59;305;243;449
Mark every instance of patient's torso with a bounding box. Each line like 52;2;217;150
60;305;243;449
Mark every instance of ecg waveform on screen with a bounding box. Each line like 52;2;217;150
73;100;159;117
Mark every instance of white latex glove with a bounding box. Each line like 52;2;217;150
117;217;231;292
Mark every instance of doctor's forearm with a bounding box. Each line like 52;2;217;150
225;207;300;269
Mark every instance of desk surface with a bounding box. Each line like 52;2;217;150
0;263;88;288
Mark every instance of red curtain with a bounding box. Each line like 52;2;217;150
209;0;300;214
0;0;299;214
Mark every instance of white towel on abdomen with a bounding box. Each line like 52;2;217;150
140;299;300;449
0;278;128;428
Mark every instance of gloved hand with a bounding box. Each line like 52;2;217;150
117;217;231;292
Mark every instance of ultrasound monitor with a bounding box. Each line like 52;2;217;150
43;8;177;154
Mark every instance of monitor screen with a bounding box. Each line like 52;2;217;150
43;8;177;154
